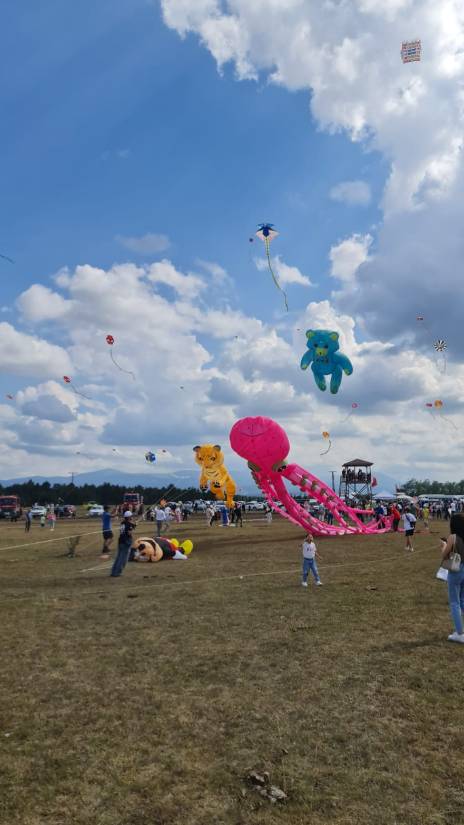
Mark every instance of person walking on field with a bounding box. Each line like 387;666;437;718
301;533;322;588
205;504;213;526
265;505;273;525
402;507;416;552
422;504;430;530
155;505;166;537
391;504;401;532
24;509;32;532
233;502;243;527
101;505;117;560
48;511;56;531
441;514;464;643
110;511;136;578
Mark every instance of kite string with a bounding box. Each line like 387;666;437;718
265;238;289;312
110;348;136;380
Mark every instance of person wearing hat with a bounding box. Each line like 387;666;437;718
110;511;137;577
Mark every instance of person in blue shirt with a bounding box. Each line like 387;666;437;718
101;505;116;559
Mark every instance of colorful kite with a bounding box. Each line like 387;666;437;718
340;402;359;423
106;334;135;380
401;40;421;63
145;451;156;464
426;399;457;430
320;431;331;456
255;223;288;311
63;376;90;400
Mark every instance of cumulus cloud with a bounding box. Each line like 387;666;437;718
255;255;313;287
17;285;70;323
115;232;171;254
330;180;372;206
147;259;206;298
21;394;75;423
329;234;372;282
0;322;72;378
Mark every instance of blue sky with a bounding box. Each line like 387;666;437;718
1;0;384;316
1;0;463;484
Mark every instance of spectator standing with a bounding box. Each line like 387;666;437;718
391;504;401;532
24;509;32;533
265;505;273;525
233;502;243;528
441;514;464;643
301;533;322;588
155;505;166;537
402;508;417;552
101;505;116;559
110;512;136;578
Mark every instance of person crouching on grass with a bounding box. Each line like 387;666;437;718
110;511;137;578
302;533;322;588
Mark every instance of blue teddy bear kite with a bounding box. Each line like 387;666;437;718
300;329;353;394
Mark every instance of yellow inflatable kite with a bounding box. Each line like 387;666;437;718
193;444;236;508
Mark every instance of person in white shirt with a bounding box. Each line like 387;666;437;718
302;533;322;587
205;504;214;526
155;506;166;537
402;508;417;552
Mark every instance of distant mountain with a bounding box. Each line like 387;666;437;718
1;467;400;496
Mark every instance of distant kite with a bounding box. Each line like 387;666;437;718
401;40;421;63
255;223;288;311
106;334;135;380
0;253;14;264
145;451;156;464
320;431;332;456
5;394;14;400
340;402;359;424
63;376;90;399
434;339;446;352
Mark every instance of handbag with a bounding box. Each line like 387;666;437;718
442;535;462;572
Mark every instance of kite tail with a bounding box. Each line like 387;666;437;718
265;238;289;312
71;384;91;400
441;414;457;431
110;349;136;380
320;439;332;456
435;353;447;375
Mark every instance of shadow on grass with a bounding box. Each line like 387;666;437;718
373;636;445;653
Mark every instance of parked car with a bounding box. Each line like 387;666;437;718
88;505;104;517
246;501;266;511
30;505;47;519
57;504;76;518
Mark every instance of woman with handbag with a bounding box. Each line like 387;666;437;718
441;514;464;643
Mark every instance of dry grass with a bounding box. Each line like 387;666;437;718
0;515;462;825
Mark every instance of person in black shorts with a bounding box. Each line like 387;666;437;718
101;505;116;559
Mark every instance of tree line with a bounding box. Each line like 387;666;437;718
400;479;464;495
0;480;219;507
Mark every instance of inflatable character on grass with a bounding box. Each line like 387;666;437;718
193;444;236;508
300;330;353;394
132;537;193;561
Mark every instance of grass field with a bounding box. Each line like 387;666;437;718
1;515;462;825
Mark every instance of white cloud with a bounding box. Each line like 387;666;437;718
0;322;72;378
17;284;70;323
115;232;171;254
196;259;230;285
329;180;372;206
255;255;313;287
329;234;372;282
147;259;206;298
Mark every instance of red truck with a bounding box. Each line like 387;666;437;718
0;495;22;520
121;491;144;515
